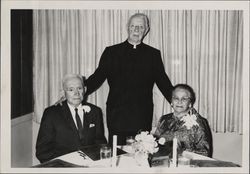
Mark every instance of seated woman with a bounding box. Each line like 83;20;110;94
154;84;213;157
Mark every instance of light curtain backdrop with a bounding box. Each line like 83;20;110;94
33;10;243;134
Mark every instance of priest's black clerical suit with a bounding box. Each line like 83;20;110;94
85;40;173;145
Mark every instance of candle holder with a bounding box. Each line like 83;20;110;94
134;151;150;167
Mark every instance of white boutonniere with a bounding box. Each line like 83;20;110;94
180;114;199;130
82;105;91;113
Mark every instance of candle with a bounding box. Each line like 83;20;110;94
172;137;177;167
112;135;117;167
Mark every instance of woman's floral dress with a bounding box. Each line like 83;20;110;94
154;113;213;157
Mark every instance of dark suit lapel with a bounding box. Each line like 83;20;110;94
81;102;91;129
61;101;79;136
80;104;93;145
81;109;90;138
83;111;91;128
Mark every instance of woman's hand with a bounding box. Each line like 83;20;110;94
158;137;166;145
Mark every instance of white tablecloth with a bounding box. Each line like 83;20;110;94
182;151;215;161
55;145;214;168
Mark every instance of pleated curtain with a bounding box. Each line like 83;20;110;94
33;10;243;134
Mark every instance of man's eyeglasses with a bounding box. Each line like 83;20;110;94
172;97;191;103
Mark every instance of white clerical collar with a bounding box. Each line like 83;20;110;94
127;40;141;49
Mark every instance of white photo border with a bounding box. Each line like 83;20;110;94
1;0;249;173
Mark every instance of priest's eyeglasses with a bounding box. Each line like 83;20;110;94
129;25;145;31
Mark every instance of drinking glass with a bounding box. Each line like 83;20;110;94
100;145;112;167
178;156;190;166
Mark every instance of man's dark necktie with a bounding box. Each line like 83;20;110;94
75;108;83;139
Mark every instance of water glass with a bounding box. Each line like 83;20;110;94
178;156;190;166
100;145;112;167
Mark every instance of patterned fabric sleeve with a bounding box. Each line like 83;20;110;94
154;114;177;141
188;115;212;157
192;127;210;156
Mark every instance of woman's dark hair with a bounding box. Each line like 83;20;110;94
172;84;196;106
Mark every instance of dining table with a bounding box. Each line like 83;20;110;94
33;144;240;169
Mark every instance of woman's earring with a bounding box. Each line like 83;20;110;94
171;103;173;107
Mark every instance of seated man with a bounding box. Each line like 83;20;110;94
36;74;107;163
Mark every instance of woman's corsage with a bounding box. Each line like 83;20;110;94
180;113;199;130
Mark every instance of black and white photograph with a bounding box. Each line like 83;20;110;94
1;0;249;173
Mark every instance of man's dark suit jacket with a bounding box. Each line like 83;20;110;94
86;40;173;134
36;101;107;163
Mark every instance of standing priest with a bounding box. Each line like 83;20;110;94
85;13;173;145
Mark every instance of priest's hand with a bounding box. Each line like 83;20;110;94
54;96;66;106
